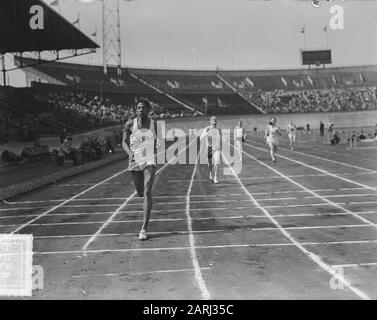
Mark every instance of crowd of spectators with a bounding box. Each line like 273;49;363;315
56;135;116;166
34;91;200;130
250;87;377;114
35;92;126;128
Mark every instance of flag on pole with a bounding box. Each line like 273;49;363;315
300;27;305;34
50;0;59;6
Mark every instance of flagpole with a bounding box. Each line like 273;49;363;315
326;28;329;49
303;26;306;49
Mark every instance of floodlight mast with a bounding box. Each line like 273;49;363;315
101;0;122;75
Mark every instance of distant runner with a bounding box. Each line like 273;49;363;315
287;120;297;151
236;120;246;143
200;116;222;184
265;117;281;163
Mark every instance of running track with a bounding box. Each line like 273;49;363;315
1;134;377;299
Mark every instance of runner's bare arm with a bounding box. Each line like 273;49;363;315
122;119;134;157
155;120;163;148
199;126;210;140
264;126;269;139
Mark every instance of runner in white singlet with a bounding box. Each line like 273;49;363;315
122;100;158;241
287;120;296;151
236;120;246;143
264;117;281;163
200;116;221;184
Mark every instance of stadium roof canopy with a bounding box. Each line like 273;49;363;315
0;0;99;54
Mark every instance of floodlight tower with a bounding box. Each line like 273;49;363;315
101;0;122;75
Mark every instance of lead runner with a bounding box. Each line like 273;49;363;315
122;99;158;241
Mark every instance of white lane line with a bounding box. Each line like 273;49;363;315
31;224;374;240
6;197;377;213
33;239;377;256
251;139;377;174
224;146;371;300
6;140;186;233
71;267;212;278
81;139;195;254
242;146;377;231
332;263;377;269
308;146;377;163
81;193;137;253
4;187;372;205
0;197;299;211
318;193;377;199
9;167;131;234
34;229;225;239
3;206;377;221
4;194;247;205
245;141;377;192
59;182;124;187
185;151;211;300
291;147;377;174
167;171;377;183
2;214;372;229
0;207;257;219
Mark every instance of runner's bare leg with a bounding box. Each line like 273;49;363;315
141;165;156;232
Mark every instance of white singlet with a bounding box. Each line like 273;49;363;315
201;127;221;165
129;118;157;171
287;123;296;140
266;125;280;147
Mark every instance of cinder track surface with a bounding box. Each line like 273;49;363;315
1;133;377;299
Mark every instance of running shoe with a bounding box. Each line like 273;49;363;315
138;230;147;241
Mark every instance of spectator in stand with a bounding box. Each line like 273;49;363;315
60;128;67;144
330;131;340;145
253;125;257;136
81;137;93;162
106;136;115;154
359;130;366;140
328;121;334;135
320;121;325;137
60;137;78;165
251;86;377;114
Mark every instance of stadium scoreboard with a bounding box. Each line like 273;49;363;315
301;50;332;66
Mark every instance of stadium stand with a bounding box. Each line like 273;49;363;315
218;66;377;113
3;58;375;143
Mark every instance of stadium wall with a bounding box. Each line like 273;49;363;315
164;110;377;132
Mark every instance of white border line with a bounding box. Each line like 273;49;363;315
184;151;211;300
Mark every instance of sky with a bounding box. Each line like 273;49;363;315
5;0;377;86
